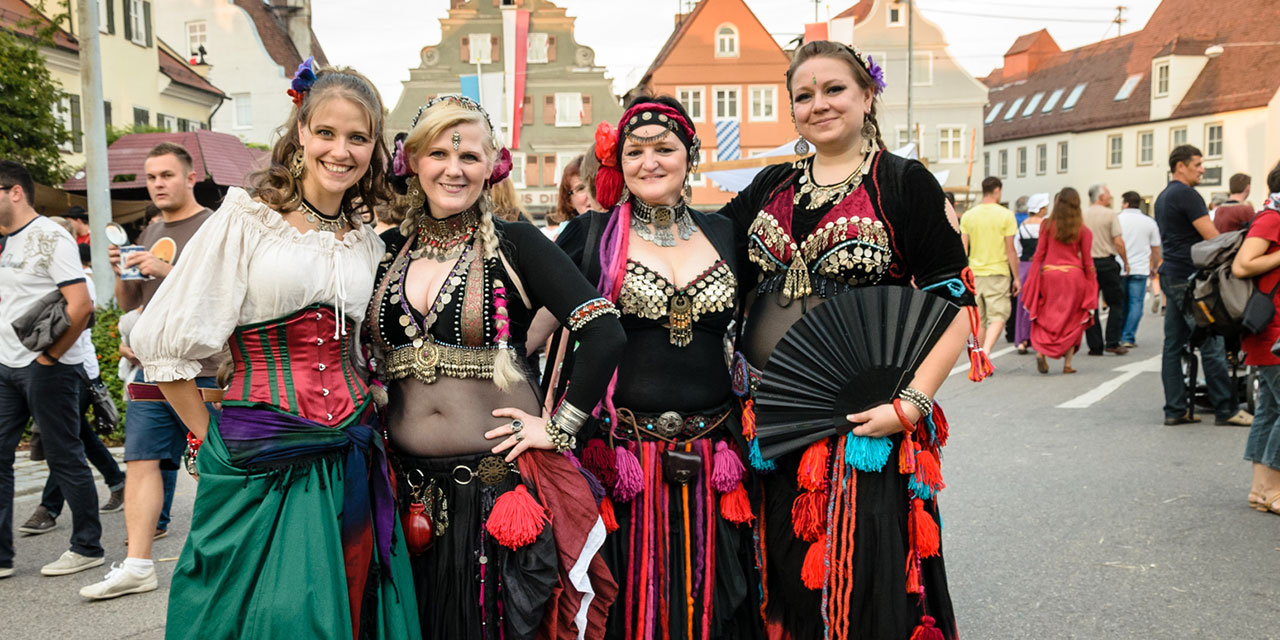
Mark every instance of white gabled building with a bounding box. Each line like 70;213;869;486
981;0;1280;207
153;0;328;145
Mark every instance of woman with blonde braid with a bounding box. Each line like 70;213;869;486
370;95;625;639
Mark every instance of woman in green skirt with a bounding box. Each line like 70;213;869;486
130;59;420;639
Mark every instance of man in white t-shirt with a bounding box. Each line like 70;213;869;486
0;161;102;579
1116;190;1163;348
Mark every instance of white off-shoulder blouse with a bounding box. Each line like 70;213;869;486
132;187;384;381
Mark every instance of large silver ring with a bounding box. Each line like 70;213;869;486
514;431;525;443
511;419;524;432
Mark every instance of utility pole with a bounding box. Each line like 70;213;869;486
1113;5;1127;35
75;0;113;304
906;0;915;149
814;0;820;23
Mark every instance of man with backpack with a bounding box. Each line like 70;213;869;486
1155;145;1253;427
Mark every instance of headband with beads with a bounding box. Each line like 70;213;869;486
396;94;511;185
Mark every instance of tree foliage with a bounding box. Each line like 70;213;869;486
0;24;71;185
107;124;171;146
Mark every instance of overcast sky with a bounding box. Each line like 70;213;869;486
311;0;1162;108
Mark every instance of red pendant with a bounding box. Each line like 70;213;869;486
405;502;434;554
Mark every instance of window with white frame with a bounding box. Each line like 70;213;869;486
690;150;706;187
998;149;1008;178
896;126;910;148
1062;83;1087;110
158;113;176;132
1042;88;1064;112
97;0;110;33
555;152;577;186
983;151;990;174
1171;126;1187;148
716;25;738;57
714;87;739;120
1016;147;1027;177
888;6;904;26
186;20;206;56
1107;134;1123;168
1155;63;1169;96
938;127;961;161
509;154;526;188
1138;130;1154;165
1036;144;1047;175
1114;74;1142;101
555;92;583;127
749;86;775;121
912;52;933;86
128;0;146;46
527;32;548;64
1057;141;1069;173
233;93;252;128
1003;97;1024;121
984;102;1004;124
469;33;492;64
1022;92;1044;116
1206;122;1223;158
677;87;704;121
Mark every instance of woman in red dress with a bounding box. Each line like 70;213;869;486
1022;187;1098;374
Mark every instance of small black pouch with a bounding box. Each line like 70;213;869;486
662;449;702;485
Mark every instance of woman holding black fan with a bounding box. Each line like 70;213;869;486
719;41;979;639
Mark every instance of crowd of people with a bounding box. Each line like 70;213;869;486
0;35;1276;640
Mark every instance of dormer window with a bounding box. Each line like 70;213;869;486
716;25;738;57
1155;63;1169;97
888;5;904;26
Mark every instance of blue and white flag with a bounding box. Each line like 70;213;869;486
715;119;740;162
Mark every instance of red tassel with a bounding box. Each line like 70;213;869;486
967;340;994;382
910;615;945;640
910;498;940;558
898;436;918;474
932;404;950;448
790;490;827;542
599;495;620;533
797;440;829;492
905;550;922;594
914;450;944;491
485;484;549;549
800;535;827;590
581;438;618;492
595;164;623;210
719;483;755;525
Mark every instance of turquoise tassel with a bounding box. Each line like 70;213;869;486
843;433;893;472
748;438;776;472
908;474;936;500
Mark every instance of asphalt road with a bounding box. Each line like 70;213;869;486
3;306;1278;638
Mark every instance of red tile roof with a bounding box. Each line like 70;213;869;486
158;44;225;98
0;0;77;51
983;0;1280;144
63;131;260;191
232;0;327;72
1005;29;1052;56
833;0;872;23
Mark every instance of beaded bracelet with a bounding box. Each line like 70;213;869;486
897;386;933;419
545;415;577;453
892;398;917;435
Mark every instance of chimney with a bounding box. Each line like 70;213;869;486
1000;30;1060;82
271;0;313;59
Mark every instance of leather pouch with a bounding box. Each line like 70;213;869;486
661;449;702;485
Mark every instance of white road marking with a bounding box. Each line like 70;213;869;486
1056;355;1161;408
948;345;1017;378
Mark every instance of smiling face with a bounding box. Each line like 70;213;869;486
412;121;492;218
296;95;375;207
621;125;687;207
789;56;874;153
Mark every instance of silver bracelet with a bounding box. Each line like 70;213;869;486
553;402;591;436
898;387;933;418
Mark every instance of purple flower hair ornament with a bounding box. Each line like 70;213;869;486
287;56;317;106
866;55;887;94
487;147;513;185
392;139;411;177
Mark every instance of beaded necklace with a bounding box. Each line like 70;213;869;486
299;197;350;233
411;207;480;261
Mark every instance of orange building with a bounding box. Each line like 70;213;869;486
631;0;795;208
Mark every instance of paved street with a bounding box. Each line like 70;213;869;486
3;308;1279;638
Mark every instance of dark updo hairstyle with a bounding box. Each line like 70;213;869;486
785;40;887;151
249;65;392;218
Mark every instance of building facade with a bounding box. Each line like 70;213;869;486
828;0;989;196
0;0;227;169
631;0;795;208
153;0;327;146
390;0;620;214
981;0;1280;207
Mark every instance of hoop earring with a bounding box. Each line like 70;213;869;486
405;176;425;210
794;137;810;156
861;119;877;154
289;149;305;178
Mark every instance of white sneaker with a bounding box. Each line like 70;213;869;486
0;566;12;579
80;563;158;600
40;550;105;576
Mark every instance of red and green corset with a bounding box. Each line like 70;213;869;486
223;305;370;427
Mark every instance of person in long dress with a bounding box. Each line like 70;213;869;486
127;61;421;639
1022;188;1098;375
1014;192;1049;354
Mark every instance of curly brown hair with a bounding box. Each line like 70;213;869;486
248;65;391;217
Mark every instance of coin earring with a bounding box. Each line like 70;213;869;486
290;148;305;178
794;136;810;156
861;119;878;154
405;176;426;210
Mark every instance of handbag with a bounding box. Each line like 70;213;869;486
1242;277;1280;335
80;372;120;436
10;289;95;353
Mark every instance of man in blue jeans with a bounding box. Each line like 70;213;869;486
1116;191;1162;347
0;161;104;579
1154;145;1253;427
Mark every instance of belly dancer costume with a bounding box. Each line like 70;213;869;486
722;144;980;639
132;188;420;640
551;102;765;640
369;125;625;637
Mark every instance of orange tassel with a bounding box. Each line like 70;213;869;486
914;450;944;491
485;484;549;549
910;498;940;558
898;436;917;474
741;398;757;438
800;535;827;590
905;550;922;594
910;615;945;640
599;495;620;533
719;483;755;524
967;341;994;382
797;440;829;492
790;490;827;542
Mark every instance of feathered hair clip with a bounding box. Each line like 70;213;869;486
392;138;410;177
488;147;513;186
844;45;886;95
287;56;317;106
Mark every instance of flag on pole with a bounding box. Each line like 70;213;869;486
715;119;740;162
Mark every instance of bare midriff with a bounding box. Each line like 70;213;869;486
385;375;542;457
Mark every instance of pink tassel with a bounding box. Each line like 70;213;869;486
485;484;548;549
613;444;643;502
710;441;744;494
910;615;945;640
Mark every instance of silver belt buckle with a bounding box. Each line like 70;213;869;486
655;411;684;438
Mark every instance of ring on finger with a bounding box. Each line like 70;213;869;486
511;419;524;432
514;431;525;443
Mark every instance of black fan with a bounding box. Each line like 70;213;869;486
753;286;960;461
